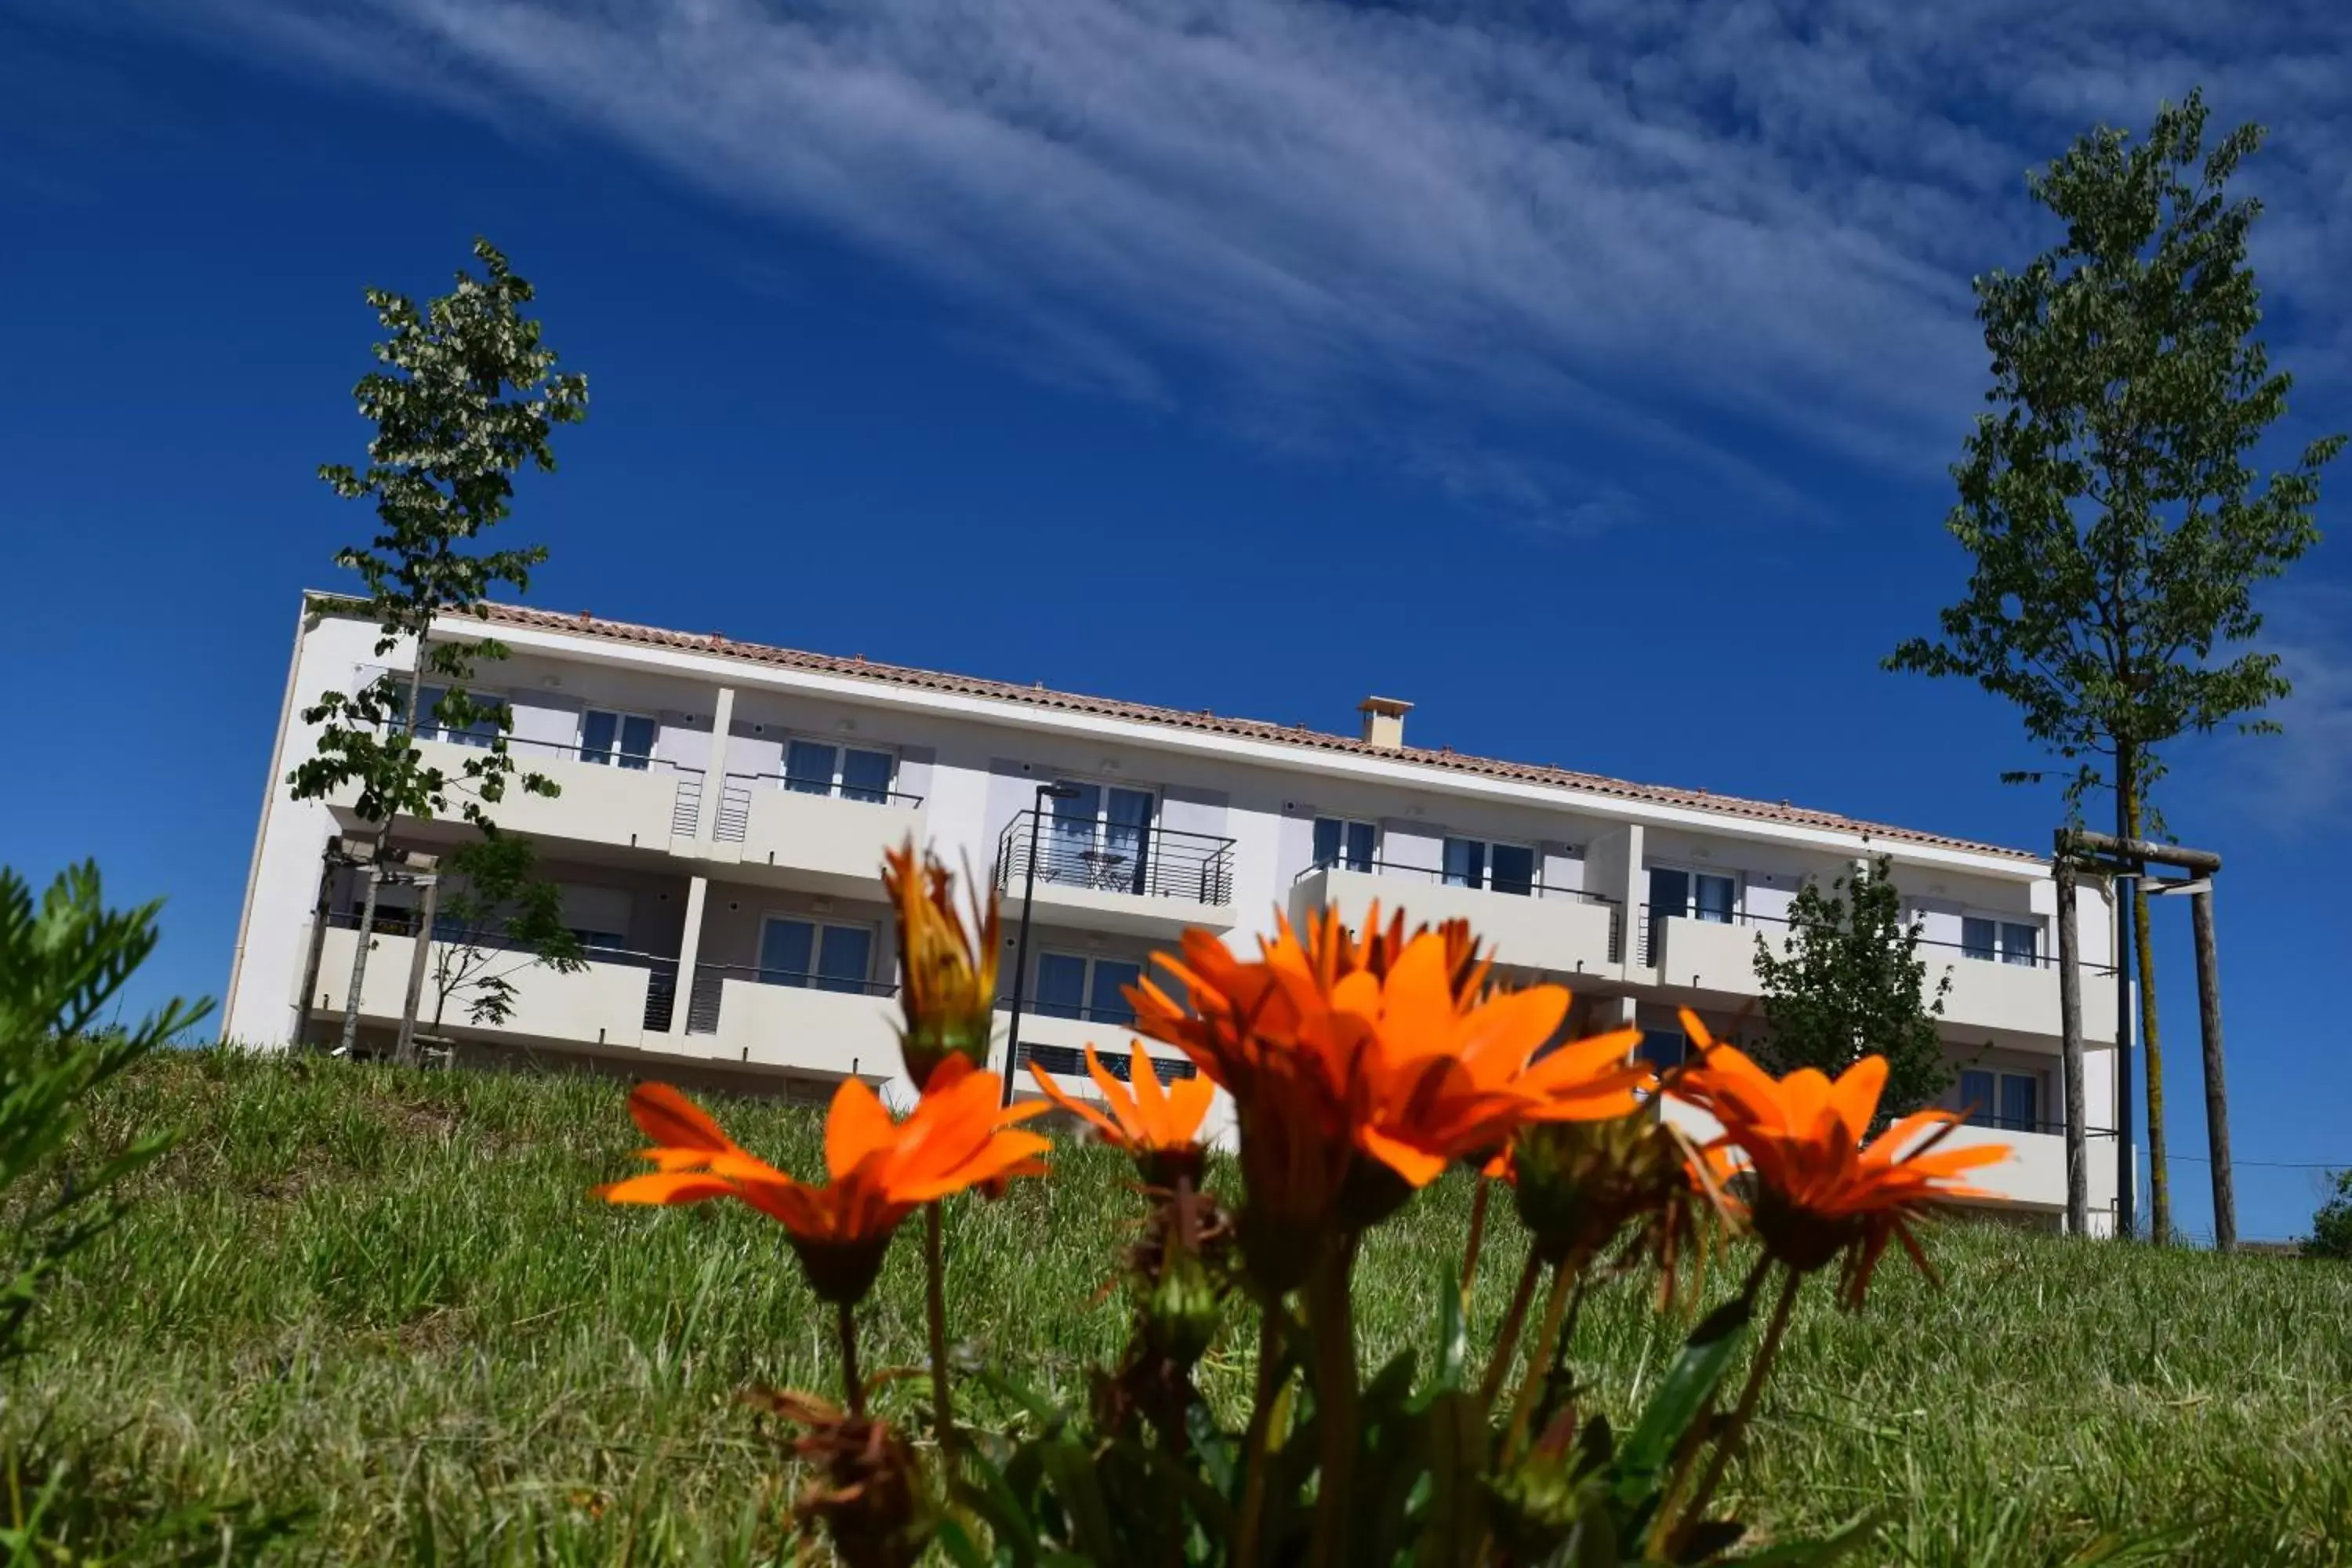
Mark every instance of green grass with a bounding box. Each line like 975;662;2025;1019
14;1049;2352;1564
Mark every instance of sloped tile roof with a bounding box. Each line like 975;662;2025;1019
469;601;2037;863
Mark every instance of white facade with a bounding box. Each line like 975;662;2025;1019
227;597;2126;1232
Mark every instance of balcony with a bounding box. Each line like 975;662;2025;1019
1639;907;2118;1046
1639;908;1759;994
700;771;927;894
993;811;1238;936
310;916;677;1049
682;965;902;1076
331;732;706;853
1005;1005;1199;1085
1289;862;1621;978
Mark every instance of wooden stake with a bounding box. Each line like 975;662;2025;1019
2191;889;2235;1253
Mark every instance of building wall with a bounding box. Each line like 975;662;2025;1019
227;601;2119;1226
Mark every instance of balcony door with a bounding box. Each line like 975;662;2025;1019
1646;866;1738;964
758;916;875;994
1034;951;1145;1024
1048;780;1155;893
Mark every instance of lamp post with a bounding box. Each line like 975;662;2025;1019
1001;782;1083;1108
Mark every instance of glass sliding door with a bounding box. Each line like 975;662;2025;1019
1087;959;1144;1025
1047;782;1102;887
1106;788;1153;893
1693;873;1737;924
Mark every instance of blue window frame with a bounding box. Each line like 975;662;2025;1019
1312;817;1377;873
757;917;875;993
582;709;657;770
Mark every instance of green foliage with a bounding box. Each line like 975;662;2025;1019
2303;1171;2352;1262
425;837;586;1031
0;862;206;1369
1885;90;2343;824
287;238;589;834
1749;856;1955;1120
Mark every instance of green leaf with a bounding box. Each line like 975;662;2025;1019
1036;1439;1120;1563
1433;1258;1470;1392
1618;1298;1751;1489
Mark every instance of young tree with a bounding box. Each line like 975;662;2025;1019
422;837;587;1034
1750;855;1956;1121
1886;93;2342;1243
0;862;207;1367
287;238;588;1064
2306;1171;2352;1262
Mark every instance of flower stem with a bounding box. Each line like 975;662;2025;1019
1306;1246;1359;1568
1673;1266;1801;1552
1461;1176;1491;1308
1234;1306;1285;1568
924;1201;956;1448
837;1300;866;1419
1503;1261;1581;1462
1476;1250;1544;1412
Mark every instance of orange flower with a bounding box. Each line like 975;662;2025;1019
1029;1040;1217;1187
883;840;1000;1089
600;1061;1049;1303
1668;1011;2005;1307
1130;905;1651;1283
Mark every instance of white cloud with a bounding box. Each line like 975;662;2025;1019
96;0;2352;521
2214;583;2352;827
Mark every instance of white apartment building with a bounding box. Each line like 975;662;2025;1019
226;595;2125;1232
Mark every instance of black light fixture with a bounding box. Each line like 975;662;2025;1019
1000;781;1085;1108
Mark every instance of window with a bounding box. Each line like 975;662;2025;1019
415;685;500;748
560;885;634;953
1045;781;1156;892
581;709;657;770
783;739;896;803
1033;953;1146;1025
1959;1069;2042;1134
1648;867;1738;924
1962;916;2042;967
1443;837;1537;896
1637;1028;1687;1070
1312;817;1377;873
757;917;876;994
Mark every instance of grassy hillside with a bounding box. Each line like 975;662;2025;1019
16;1050;2352;1564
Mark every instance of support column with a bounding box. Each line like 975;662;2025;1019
663;874;711;1051
695;686;738;848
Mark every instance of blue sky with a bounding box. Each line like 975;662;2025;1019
3;0;2347;1240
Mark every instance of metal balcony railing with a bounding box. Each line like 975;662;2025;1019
711;772;925;845
1015;1040;1200;1083
993;811;1236;906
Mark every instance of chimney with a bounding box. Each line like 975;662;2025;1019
1357;695;1413;750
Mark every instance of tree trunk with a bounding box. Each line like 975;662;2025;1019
395;873;438;1066
387;637;434;1051
294;849;336;1051
2120;771;2169;1246
339;865;381;1056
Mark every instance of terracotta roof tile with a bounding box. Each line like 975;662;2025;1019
470;601;2038;863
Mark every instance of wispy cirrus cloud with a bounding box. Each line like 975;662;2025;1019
75;0;2352;527
2198;583;2352;828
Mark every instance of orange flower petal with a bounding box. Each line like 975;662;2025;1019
627;1083;736;1152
